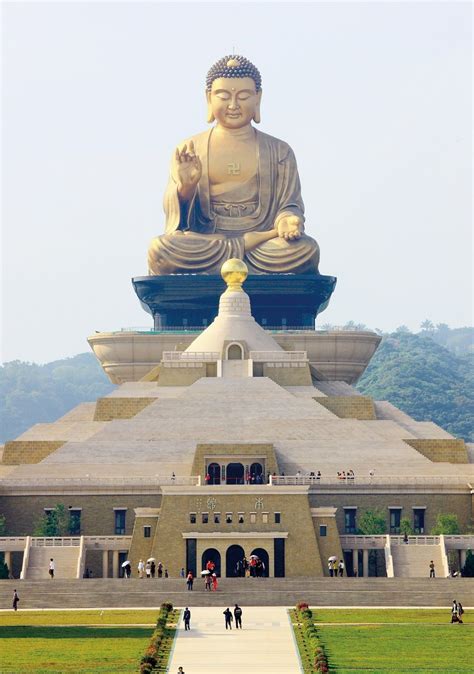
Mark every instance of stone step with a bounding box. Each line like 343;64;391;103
2;578;472;609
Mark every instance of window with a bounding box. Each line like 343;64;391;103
143;526;151;538
68;509;81;535
238;513;244;524
262;513;269;524
202;513;209;524
274;512;281;524
413;508;425;534
226;513;233;524
344;508;357;534
189;513;197;524
214;512;221;524
319;525;327;537
114;509;126;535
250;513;256;524
389;508;401;534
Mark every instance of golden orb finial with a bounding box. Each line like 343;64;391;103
221;258;248;291
226;58;240;67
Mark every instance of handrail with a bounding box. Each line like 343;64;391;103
1;476;200;488
384;535;394;578
272;475;469;487
20;536;31;580
76;536;85;579
31;537;81;547
391;536;440;545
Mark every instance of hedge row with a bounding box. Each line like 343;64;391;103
139;602;174;673
295;602;329;673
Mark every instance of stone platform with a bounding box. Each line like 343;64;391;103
88;329;381;384
132;273;337;329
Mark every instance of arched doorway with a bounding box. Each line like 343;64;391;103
251;547;269;577
227;343;243;360
250;462;263;483
226;462;244;484
226;544;246;577
201;548;221;576
208;462;221;485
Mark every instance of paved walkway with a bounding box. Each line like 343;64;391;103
167;606;302;673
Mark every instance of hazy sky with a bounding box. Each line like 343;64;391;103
2;1;472;363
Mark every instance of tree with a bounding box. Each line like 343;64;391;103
395;325;411;333
420;319;434;335
399;517;413;536
0;514;6;535
357;509;387;535
462;550;474;577
430;513;461;535
34;503;69;536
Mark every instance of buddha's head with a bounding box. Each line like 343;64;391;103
206;55;262;128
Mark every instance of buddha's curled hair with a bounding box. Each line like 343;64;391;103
206;55;262;91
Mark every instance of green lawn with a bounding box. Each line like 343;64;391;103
290;609;474;674
0;625;152;673
319;623;474;673
0;609;159;627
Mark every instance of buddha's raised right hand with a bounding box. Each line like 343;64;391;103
172;140;202;201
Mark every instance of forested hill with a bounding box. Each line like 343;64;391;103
1;328;472;444
0;354;115;444
357;332;473;442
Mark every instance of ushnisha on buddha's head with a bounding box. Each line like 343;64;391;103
206;55;262;128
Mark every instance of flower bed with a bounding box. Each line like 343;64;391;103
139;602;178;673
289;602;330;673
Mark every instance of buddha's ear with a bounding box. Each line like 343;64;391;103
206;90;215;124
253;90;262;124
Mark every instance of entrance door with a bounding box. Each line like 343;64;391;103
251;547;269;577
250;462;263;483
201;548;221;576
227;343;243;360
208;462;221;485
226;463;244;485
226;544;246;577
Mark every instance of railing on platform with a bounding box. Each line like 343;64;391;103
0;536;27;551
162;351;220;362
249;351;307;362
270;475;469;487
0;476;200;488
31;537;81;547
444;535;474;549
390;536;440;546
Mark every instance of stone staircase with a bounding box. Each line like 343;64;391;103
24;546;80;580
391;543;445;578
2;578;473;609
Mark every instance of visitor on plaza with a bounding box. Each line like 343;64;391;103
48;558;55;579
157;562;163;578
328;560;334;577
123;562;131;579
145;561;151;578
180;567;185;578
138;559;145;578
165;568;169;578
150;560;156;578
223;607;233;629
429;560;436;578
12;589;19;611
183;607;191;630
338;559;345;576
186;571;194;590
212;573;218;591
234;604;243;629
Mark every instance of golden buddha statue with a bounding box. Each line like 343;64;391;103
148;55;320;275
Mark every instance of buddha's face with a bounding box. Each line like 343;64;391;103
207;77;261;128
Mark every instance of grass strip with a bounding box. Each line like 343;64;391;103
313;608;458;624
0;609;162;627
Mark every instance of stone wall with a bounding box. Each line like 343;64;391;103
2;441;66;465
313;396;376;420
403;439;468;463
93;397;156;421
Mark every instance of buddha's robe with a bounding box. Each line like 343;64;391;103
148;128;320;275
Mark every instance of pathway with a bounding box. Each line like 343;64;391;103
167;606;302;673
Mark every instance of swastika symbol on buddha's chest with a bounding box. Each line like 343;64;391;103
227;162;241;175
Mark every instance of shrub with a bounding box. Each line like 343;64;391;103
296;601;309;611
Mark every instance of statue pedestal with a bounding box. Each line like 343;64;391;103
132;273;337;330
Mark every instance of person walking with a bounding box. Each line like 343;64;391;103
429;560;436;578
458;602;464;623
183;607;191;631
150;561;156;578
124;562;131;579
212;573;218;591
157;562;163;578
234;604;243;629
328;560;333;577
223;607;233;630
12;589;19;611
451;600;459;623
145;561;151;579
333;560;338;578
186;571;194;590
177;668;185;674
138;559;145;579
48;558;55;579
180;567;185;578
338;559;345;577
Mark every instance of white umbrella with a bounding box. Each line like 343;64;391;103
249;554;259;559
201;570;211;575
147;558;155;563
121;560;131;567
328;555;337;563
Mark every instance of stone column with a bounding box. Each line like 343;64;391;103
112;550;119;578
4;551;11;573
102;550;108;578
363;549;369;577
353;549;359;577
460;549;467;569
